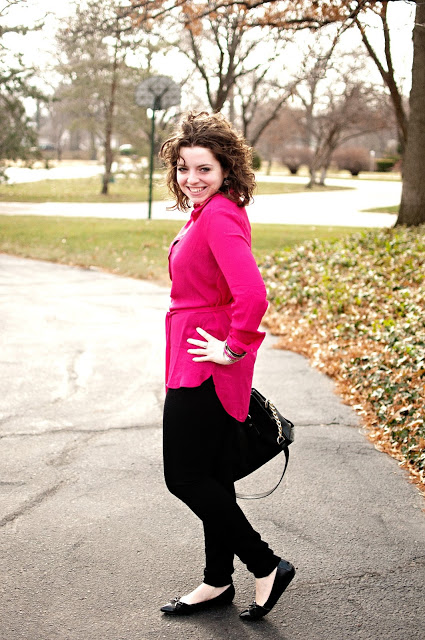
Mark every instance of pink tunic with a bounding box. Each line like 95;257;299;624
165;192;268;422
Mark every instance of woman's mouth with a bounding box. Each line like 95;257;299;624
188;186;206;194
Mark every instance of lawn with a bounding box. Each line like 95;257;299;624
362;205;400;214
0;215;359;284
0;175;349;203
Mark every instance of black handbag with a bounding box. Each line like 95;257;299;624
233;388;294;499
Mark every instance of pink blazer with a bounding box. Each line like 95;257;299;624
166;192;268;422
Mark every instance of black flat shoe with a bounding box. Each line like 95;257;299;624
160;584;235;615
239;559;295;621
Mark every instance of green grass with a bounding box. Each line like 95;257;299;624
0;176;350;203
0;215;360;284
250;224;359;260
256;165;402;181
362;205;399;214
331;173;402;182
0;177;168;203
255;181;349;195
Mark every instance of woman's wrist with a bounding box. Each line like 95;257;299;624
223;341;246;364
222;347;236;364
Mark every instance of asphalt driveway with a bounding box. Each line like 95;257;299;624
0;254;424;640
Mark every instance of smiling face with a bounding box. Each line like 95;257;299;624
176;146;228;205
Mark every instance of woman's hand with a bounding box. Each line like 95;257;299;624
187;327;232;365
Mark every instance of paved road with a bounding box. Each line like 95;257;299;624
0;177;399;227
1;255;424;640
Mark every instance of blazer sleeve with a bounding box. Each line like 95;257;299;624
205;201;268;354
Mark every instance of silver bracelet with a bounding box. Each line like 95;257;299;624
223;347;237;364
224;342;246;362
224;341;246;359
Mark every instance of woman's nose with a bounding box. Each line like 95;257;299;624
187;170;199;184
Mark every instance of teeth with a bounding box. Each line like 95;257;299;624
189;187;205;193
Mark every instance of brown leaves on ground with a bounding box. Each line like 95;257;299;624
261;225;425;496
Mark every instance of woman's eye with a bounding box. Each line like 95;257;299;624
200;167;210;172
177;166;187;172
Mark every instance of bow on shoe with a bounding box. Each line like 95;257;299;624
160;584;235;615
239;560;296;621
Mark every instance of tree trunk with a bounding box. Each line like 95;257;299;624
101;32;120;196
355;8;408;153
307;165;317;189
102;127;114;194
70;129;80;152
397;1;425;226
266;159;272;176
308;144;325;188
319;164;327;186
90;132;97;161
228;85;235;124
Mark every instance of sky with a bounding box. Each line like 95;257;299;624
3;0;77;68
2;0;416;94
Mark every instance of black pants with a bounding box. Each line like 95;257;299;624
163;377;280;587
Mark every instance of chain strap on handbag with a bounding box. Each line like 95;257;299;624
265;399;285;445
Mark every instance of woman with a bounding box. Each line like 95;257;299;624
159;112;295;621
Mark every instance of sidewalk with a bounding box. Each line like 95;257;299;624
0;177;400;227
1;254;423;640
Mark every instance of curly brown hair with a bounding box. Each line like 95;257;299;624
159;111;255;211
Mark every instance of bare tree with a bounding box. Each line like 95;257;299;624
55;0;153;194
175;7;280;112
309;82;391;186
171;3;301;142
252;105;304;172
294;44;392;186
353;1;408;153
235;70;299;146
128;1;423;224
42;90;70;162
